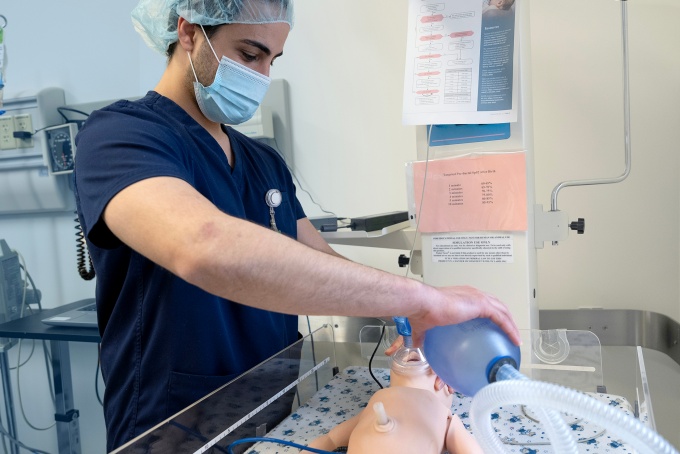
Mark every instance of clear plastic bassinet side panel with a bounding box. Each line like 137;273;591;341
112;323;337;454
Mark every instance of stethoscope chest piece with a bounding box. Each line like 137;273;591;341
266;189;282;232
265;189;282;208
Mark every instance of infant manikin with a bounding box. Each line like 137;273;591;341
306;346;483;454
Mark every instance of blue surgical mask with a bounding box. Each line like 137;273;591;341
188;26;271;125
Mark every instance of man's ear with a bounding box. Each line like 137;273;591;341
177;17;198;52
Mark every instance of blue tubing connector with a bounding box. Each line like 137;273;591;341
392;316;413;348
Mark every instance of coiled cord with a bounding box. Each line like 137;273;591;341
74;212;95;280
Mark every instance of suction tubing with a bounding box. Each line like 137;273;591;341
470;365;679;454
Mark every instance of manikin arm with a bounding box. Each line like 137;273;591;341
445;414;483;454
305;413;362;451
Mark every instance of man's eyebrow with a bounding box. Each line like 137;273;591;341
240;39;283;58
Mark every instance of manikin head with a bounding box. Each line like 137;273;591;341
390;345;453;406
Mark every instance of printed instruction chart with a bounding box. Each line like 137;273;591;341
411;152;527;233
403;0;519;125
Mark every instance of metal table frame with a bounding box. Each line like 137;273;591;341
0;299;100;454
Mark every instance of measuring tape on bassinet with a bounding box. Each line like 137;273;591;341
193;357;331;454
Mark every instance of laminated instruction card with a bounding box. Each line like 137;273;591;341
411;152;527;233
402;0;519;125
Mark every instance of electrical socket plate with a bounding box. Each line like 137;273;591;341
0;116;16;150
13;114;33;148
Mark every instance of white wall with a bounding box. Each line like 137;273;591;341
531;0;680;320
270;1;417;272
0;0;677;452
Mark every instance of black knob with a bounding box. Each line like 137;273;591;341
398;254;410;268
569;218;585;234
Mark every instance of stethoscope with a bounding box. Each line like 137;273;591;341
265;189;282;232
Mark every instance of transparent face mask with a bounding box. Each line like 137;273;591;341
391;345;431;376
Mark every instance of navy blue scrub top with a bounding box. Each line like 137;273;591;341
74;91;305;450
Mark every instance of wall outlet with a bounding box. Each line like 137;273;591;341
13;114;34;148
0;116;16;150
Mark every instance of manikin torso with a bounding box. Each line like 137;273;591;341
307;347;482;454
346;374;454;453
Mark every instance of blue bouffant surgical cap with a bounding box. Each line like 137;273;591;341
131;0;294;54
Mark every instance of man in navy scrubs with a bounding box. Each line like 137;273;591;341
74;0;520;450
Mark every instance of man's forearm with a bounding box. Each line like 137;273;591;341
183;213;429;319
104;176;520;345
